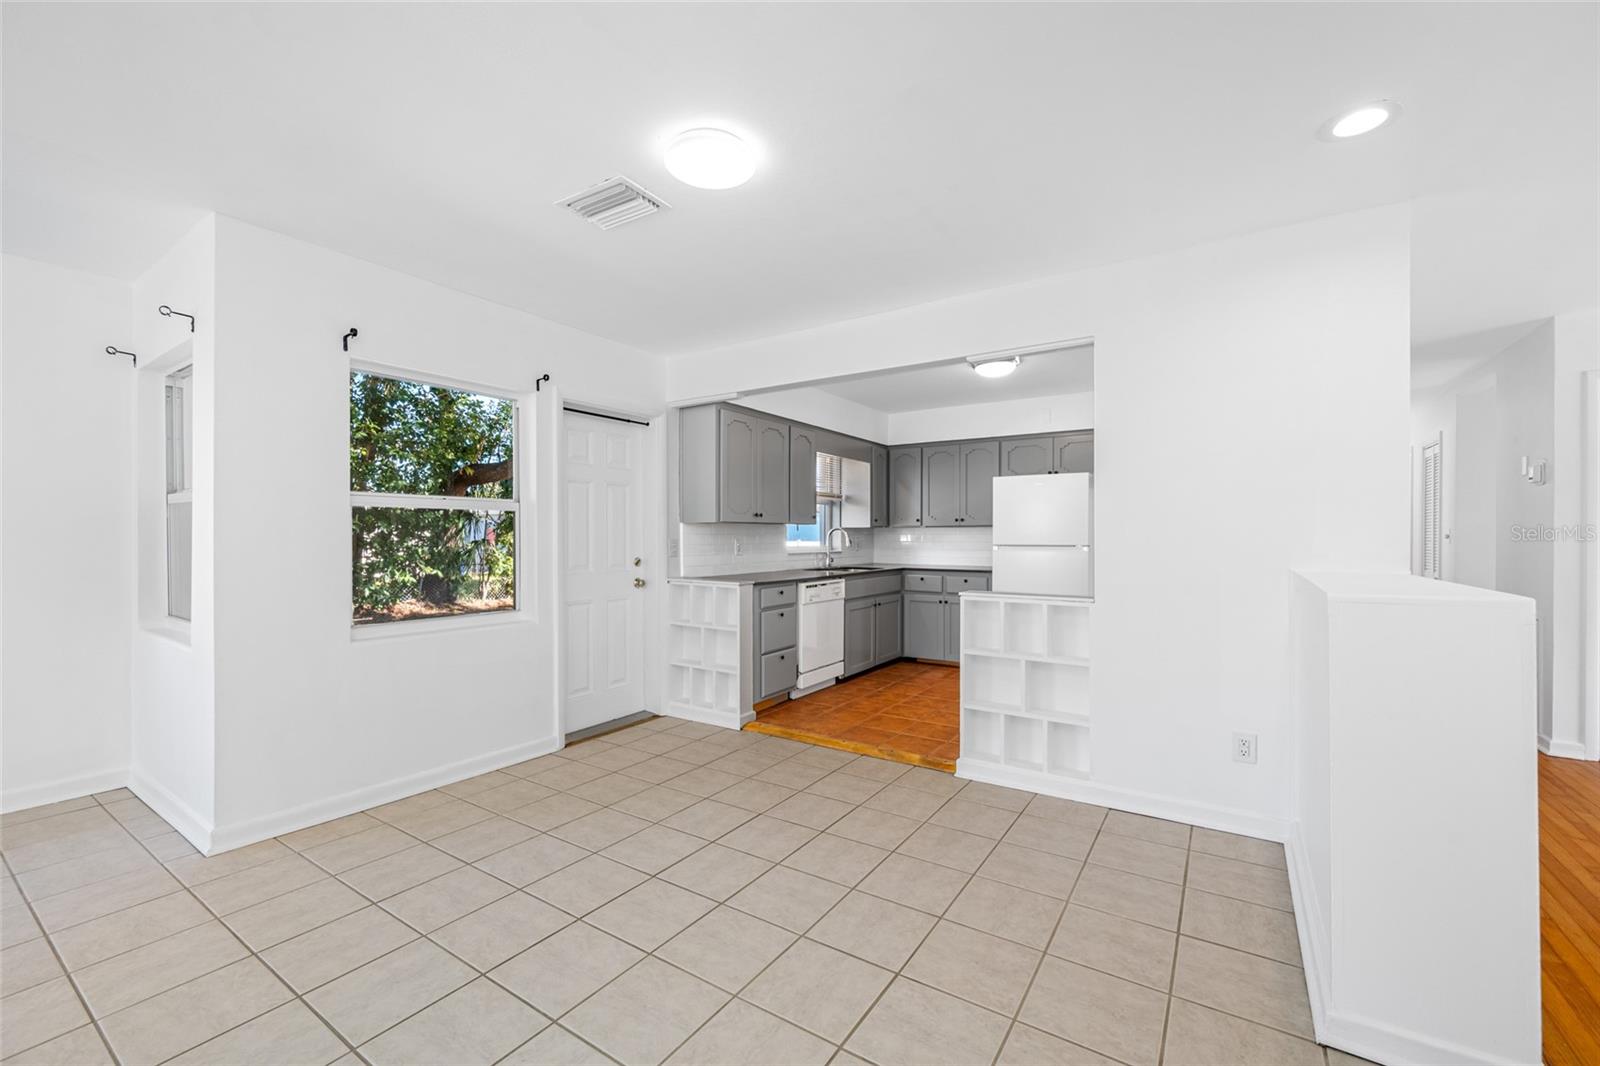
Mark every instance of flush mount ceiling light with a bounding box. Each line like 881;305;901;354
664;128;756;189
1319;101;1401;140
970;356;1021;379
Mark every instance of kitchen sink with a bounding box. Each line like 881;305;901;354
815;567;880;575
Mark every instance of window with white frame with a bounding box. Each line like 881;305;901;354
349;370;518;625
165;367;193;621
787;452;842;550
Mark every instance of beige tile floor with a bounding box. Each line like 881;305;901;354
0;718;1376;1066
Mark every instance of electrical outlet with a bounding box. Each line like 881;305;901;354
732;538;743;557
1232;732;1258;765
668;537;679;558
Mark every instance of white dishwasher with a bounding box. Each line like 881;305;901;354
794;579;846;694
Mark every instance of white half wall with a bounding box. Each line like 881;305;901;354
205;218;667;847
1;256;134;810
669;205;1412;833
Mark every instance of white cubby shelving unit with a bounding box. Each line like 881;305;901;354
665;580;751;729
958;593;1091;786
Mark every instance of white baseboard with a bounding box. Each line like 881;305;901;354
663;702;751;731
1537;733;1589;760
204;734;564;855
1;766;128;814
129;770;216;854
1284;822;1331;1040
954;758;1289;842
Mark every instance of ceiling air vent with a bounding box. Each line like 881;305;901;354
558;176;668;231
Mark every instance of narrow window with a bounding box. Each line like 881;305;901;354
349;371;518;625
165;367;193;620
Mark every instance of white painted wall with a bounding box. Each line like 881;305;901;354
886;390;1092;444
127;217;218;839
669;206;1412;833
733;386;888;444
0;256;134;809
1550;309;1599;758
204;218;666;847
1289;572;1539;1066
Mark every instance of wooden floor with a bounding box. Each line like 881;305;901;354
1540;753;1600;1066
743;661;960;771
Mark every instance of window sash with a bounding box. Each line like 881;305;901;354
350;491;518;513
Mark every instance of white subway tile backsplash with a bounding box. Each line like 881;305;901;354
676;522;989;576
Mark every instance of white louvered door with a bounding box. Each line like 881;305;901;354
1421;438;1442;579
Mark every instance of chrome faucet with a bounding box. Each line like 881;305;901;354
823;526;852;568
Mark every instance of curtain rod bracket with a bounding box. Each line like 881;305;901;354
158;305;195;332
535;373;551;392
343;328;359;352
106;346;138;366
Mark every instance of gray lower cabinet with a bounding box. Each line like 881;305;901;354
904;592;946;660
874;596;902;662
844;594;903;677
759;605;797;654
889;446;923;527
871;445;890;528
903;590;961;662
789;425;818;524
760;649;797;698
844;600;876;676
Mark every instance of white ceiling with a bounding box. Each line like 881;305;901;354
3;4;1595;356
805;347;1093;413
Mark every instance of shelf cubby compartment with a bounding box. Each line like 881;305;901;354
1025;659;1090;721
962;708;1005;763
963;598;1004;653
1004;715;1046;772
1046;603;1091;661
1003;600;1048;658
707;628;739;670
963;654;1022;713
669;624;705;666
1046;721;1091;776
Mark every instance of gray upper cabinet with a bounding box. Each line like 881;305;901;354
679;404;792;524
1054;431;1094;474
1001;437;1053;476
922;444;962;527
889;447;923;527
789;425;818;524
871;445;890;528
959;441;998;525
756;419;789;523
924;441;997;526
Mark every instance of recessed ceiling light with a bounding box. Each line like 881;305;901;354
1319;101;1400;140
664;128;756;190
970;356;1021;379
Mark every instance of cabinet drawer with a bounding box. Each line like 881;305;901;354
760;649;797;697
844;573;900;601
758;584;797;609
759;605;797;653
902;571;942;592
942;573;990;593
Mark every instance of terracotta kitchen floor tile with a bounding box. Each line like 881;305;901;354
744;665;961;773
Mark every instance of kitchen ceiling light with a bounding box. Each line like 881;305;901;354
664;128;756;190
1320;101;1400;140
971;356;1021;379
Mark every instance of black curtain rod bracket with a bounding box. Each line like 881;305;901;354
158;305;195;332
535;373;551;392
343;328;359;352
106;346;138;366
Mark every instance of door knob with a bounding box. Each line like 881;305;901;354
633;578;646;589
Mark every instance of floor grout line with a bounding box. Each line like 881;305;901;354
1;719;1319;1066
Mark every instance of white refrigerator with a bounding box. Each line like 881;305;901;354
991;473;1093;597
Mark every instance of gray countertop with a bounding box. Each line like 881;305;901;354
669;563;992;586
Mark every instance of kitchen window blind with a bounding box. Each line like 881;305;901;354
816;453;842;500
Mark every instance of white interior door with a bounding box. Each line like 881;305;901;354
563;411;646;733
